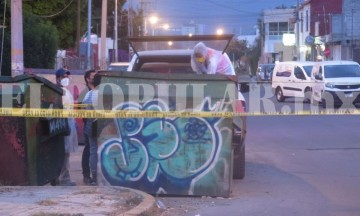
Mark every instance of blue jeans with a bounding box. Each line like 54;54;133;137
81;139;90;178
84;133;98;177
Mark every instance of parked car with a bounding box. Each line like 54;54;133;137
271;61;315;102
108;62;129;71
126;34;247;179
311;60;360;108
256;63;275;82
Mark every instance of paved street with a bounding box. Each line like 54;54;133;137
154;88;360;216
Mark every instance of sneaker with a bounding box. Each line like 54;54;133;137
59;181;76;186
89;179;97;186
83;177;93;185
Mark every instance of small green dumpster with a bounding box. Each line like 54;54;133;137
95;71;242;197
0;74;67;186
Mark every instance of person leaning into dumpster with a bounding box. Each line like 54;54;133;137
81;73;101;186
77;69;97;185
190;42;244;109
190;42;235;75
55;68;78;186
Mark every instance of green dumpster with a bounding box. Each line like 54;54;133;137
0;74;67;186
94;71;243;197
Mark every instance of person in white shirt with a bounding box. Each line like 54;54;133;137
81;73;101;185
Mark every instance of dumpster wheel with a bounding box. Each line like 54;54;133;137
232;124;245;179
233;143;245;179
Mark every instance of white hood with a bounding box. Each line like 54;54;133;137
325;77;360;84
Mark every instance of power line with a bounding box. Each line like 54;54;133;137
203;0;259;15
32;0;75;18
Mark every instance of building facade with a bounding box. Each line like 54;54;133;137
297;0;359;63
260;8;296;64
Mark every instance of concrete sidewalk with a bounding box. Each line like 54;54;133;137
0;146;156;216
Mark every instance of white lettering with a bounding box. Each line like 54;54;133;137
28;83;44;108
0;83;25;108
249;83;276;113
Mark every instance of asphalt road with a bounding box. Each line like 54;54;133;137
157;84;360;216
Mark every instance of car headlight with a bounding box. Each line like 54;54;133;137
325;83;335;89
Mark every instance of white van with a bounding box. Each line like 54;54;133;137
271;61;315;102
311;60;360;108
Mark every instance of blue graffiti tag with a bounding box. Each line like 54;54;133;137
184;118;211;142
99;98;223;194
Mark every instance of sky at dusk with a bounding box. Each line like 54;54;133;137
127;0;302;34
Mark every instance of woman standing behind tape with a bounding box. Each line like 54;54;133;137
55;68;78;186
82;73;101;185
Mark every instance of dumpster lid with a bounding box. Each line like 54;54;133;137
0;74;63;95
128;34;234;56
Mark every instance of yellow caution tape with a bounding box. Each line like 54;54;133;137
64;104;91;108
0;107;359;118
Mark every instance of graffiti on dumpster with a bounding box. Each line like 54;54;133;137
0;117;26;158
99;97;231;195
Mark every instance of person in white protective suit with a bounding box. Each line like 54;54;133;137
191;42;245;109
191;42;235;75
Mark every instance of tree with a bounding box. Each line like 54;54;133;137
225;38;248;63
0;0;144;73
0;0;11;75
23;13;59;69
23;0;87;49
1;31;11;76
248;37;262;75
92;0;143;51
0;2;61;73
247;19;263;75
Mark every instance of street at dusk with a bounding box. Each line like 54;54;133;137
1;0;360;216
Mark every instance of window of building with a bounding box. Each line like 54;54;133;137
269;22;294;40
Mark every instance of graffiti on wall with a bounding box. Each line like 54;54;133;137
99;97;233;196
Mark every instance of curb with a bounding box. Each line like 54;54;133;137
120;189;156;216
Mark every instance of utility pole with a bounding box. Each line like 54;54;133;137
76;0;81;56
351;9;354;60
11;0;24;77
296;0;300;61
100;0;107;69
87;0;92;69
114;0;118;62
